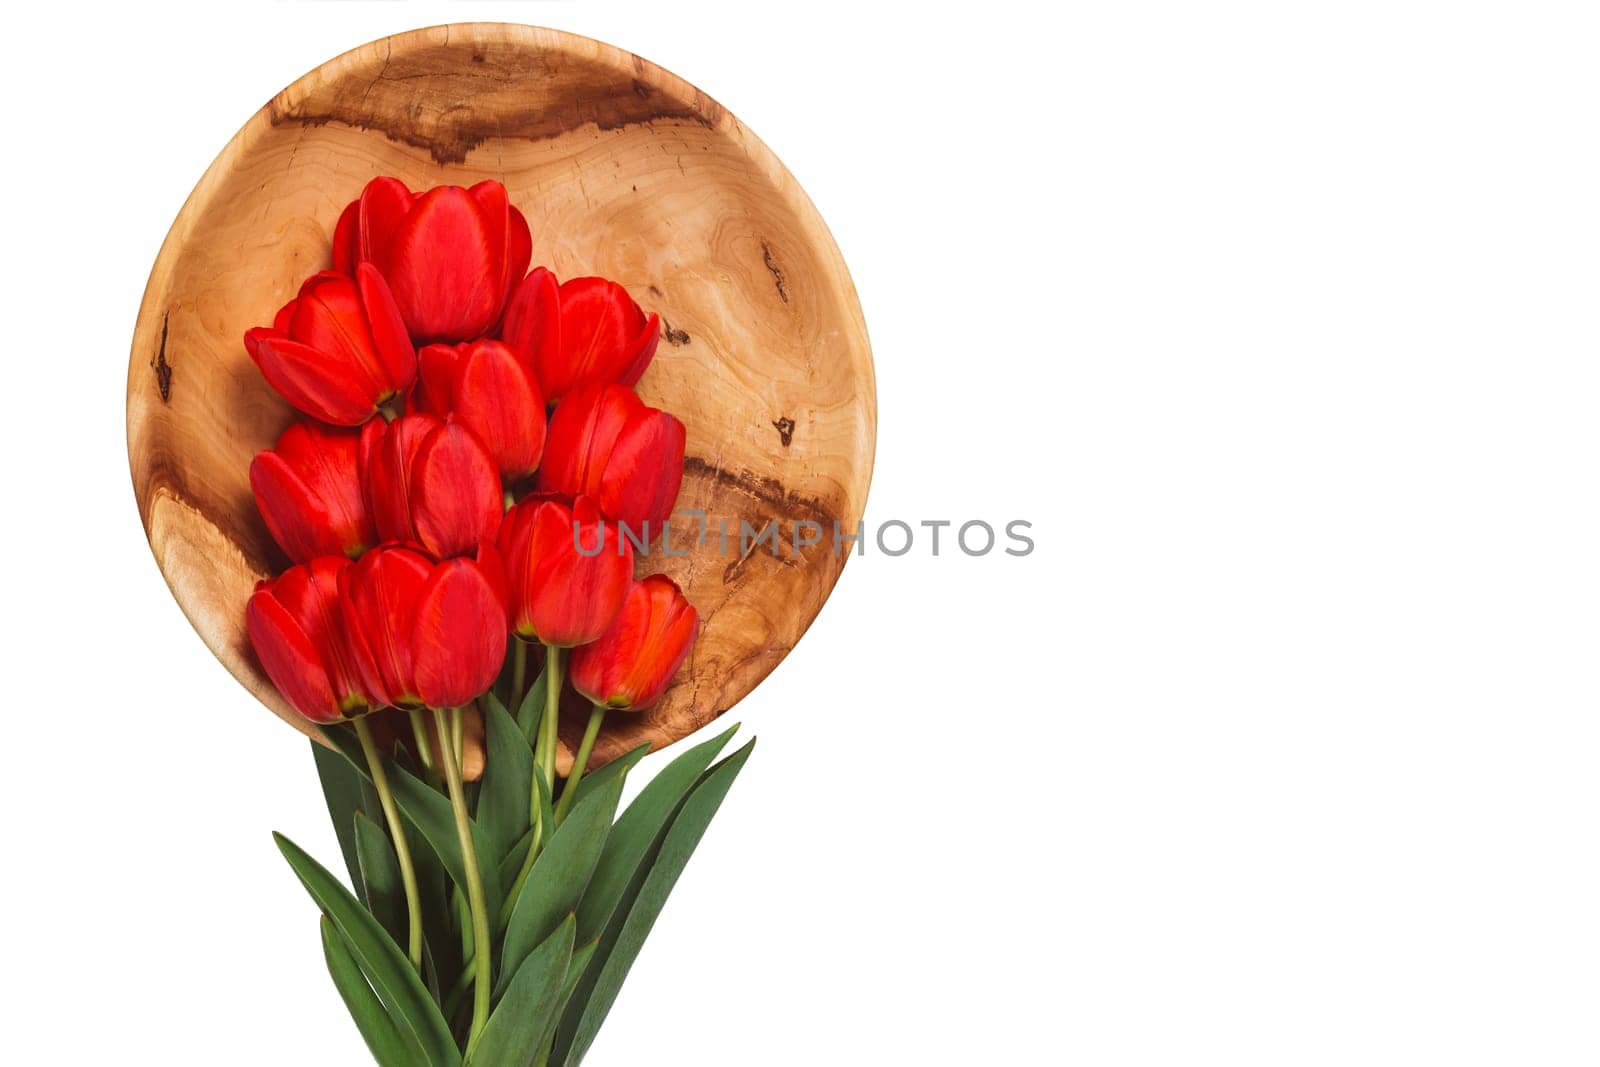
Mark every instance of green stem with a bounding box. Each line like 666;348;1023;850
554;705;607;824
533;645;563;789
353;718;424;971
406;707;435;777
434;706;492;1053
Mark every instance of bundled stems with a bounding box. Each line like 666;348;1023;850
433;705;492;1053
352;717;424;970
554;704;607;824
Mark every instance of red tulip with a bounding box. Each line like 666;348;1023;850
247;557;374;723
498;495;632;646
244;265;415;426
333;176;532;344
360;414;502;560
338;545;508;709
571;575;699;712
413;340;546;480
501;271;661;403
537;384;686;536
250;421;376;563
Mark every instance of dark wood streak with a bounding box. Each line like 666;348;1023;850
662;319;690;346
153;312;172;402
771;416;795;447
760;240;789;303
269;42;723;166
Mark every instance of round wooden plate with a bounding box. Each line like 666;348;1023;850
126;23;875;768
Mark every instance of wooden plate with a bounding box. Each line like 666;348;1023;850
126;23;876;767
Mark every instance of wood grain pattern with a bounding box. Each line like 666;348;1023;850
126;24;876;769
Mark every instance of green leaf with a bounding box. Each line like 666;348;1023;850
564;742;650;816
276;833;460;1067
552;739;755;1067
354;811;407;948
327;729;504;926
576;725;738;945
497;774;625;998
478;694;534;866
467;915;576;1067
539;938;597;1058
515;664;548;744
313;736;368;896
320;916;427;1067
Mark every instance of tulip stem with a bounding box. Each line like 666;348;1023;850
434;705;492;1054
534;646;564;788
352;718;424;971
405;708;435;777
554;705;607;825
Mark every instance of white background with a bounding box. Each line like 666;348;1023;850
4;1;1598;1063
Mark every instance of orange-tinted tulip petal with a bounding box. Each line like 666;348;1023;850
571;574;698;712
501;496;633;646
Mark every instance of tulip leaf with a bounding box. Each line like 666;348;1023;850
564;742;651;816
540;937;598;1056
320;916;428;1067
467;915;575;1067
276;833;460;1067
478;694;534;866
354;811;408;949
498;828;533;895
515;664;548;745
313;737;369;896
552;739;755;1067
574;724;739;946
496;774;624;998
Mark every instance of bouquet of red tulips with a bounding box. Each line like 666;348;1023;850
241;176;751;1066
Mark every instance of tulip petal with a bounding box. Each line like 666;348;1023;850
617;312;662;388
363;413;442;545
248;587;342;723
452;340;546;479
359;176;414;269
331;199;361;274
601;409;687;535
388;186;502;342
412;343;464;416
355;262;417;393
502;267;561;395
341;547;433;707
410;421;503;560
412;559;508;708
246;332;382;426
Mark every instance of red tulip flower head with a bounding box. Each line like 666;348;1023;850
333;177;532;344
498;495;633;647
571;575;699;712
538;383;686;536
247;557;374;724
360;414;503;560
244;265;415;426
413;340;546;481
338;545;508;709
250;421;376;564
501;271;661;403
